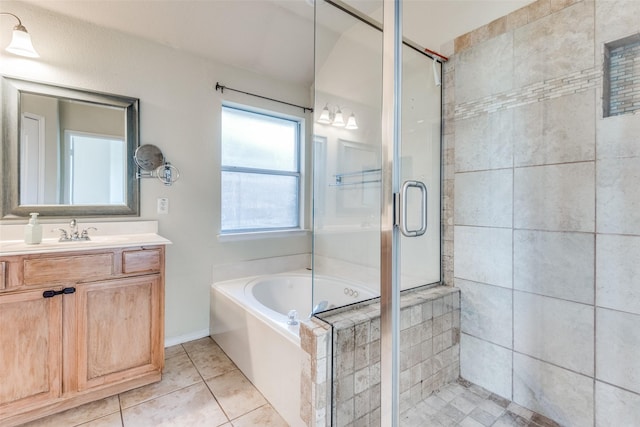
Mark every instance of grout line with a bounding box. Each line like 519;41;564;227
185;338;274;424
593;12;599;427
462;330;598;381
511;116;516;405
117;394;125;427
115;342;226;425
455;157;597;175
182;340;235;423
593;84;598;427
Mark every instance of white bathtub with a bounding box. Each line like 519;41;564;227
210;270;376;426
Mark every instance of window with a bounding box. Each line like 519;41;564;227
221;105;302;233
63;131;125;205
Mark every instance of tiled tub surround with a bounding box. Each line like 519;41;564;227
446;0;640;425
300;286;461;426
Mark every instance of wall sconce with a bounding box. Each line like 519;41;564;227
318;105;332;124
345;113;358;130
316;104;358;130
333;108;345;127
1;13;39;58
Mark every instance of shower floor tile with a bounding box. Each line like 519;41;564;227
400;378;561;427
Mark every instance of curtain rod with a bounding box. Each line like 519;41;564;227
215;83;313;113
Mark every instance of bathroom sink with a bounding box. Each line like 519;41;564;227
0;233;171;255
0;221;170;255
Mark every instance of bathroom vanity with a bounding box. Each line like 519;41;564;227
0;224;169;426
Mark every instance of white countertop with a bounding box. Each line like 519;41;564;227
0;221;171;256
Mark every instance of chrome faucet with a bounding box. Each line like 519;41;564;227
287;310;299;326
56;219;97;242
69;218;78;239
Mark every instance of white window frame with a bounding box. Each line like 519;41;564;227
219;103;306;238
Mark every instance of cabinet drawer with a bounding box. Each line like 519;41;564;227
122;249;161;274
23;254;114;286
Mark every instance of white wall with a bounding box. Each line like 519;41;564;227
0;1;312;342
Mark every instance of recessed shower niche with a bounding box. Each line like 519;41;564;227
603;34;640;118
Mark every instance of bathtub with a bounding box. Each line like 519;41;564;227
210;270;376;426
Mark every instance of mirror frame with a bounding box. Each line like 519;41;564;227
1;76;140;218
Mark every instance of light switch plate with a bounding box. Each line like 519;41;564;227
157;197;169;214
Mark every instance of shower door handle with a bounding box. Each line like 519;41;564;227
399;180;427;237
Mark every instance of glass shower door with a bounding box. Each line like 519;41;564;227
312;0;383;305
312;0;442;424
398;44;442;290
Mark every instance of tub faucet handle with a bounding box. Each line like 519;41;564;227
287;310;298;326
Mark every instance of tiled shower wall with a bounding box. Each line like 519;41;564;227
444;0;640;425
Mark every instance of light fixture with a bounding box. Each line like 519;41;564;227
316;104;358;130
332;107;345;127
317;105;332;124
345;113;358;130
1;12;39;58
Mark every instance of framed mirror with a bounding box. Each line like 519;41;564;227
1;76;139;218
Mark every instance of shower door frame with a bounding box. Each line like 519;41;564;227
380;0;402;425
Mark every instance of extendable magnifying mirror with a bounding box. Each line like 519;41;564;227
134;144;165;172
135;144;180;186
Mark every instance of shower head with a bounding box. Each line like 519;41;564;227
432;57;441;87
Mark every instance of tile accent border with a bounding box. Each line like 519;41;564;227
454;66;601;120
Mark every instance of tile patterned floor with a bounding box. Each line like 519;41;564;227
21;337;287;427
22;337;561;427
400;379;561;427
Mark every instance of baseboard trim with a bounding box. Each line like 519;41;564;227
164;329;210;347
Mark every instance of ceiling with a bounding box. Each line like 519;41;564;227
22;0;531;87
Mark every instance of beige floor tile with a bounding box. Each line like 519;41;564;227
164;344;186;360
206;369;267;420
230;404;288;427
78;412;123;426
182;336;218;354
122;382;228;427
21;396;120;427
188;343;237;380
118;352;202;409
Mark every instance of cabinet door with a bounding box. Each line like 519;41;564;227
75;275;164;391
0;289;62;416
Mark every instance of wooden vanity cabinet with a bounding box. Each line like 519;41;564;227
0;289;63;416
0;245;165;427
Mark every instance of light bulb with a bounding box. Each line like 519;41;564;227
317;105;332;124
332;108;345;127
345;113;358;130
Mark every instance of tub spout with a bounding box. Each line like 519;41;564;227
309;300;329;318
